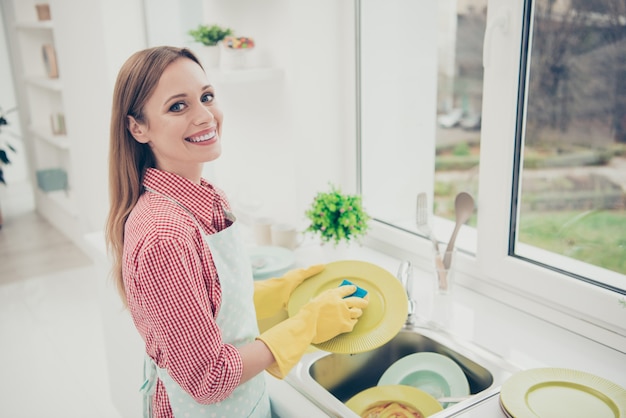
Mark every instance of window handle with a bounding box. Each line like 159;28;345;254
483;10;510;68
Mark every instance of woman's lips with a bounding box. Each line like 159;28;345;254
186;130;216;143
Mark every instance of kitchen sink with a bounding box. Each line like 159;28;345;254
285;325;519;417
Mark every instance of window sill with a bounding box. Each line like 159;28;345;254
361;220;626;354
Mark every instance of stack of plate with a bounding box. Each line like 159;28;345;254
343;351;472;416
499;368;626;418
248;246;296;280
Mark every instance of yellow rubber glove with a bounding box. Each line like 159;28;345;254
253;264;325;320
257;285;369;379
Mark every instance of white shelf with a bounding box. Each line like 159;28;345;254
24;75;62;92
212;68;284;84
6;1;88;245
29;125;69;149
15;20;53;30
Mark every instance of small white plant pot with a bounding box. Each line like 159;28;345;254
199;45;220;69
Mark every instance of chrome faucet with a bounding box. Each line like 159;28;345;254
397;260;417;325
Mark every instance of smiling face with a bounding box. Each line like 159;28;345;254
127;57;223;183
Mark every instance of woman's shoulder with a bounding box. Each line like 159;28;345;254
126;192;199;244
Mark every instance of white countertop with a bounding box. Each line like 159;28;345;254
83;231;626;418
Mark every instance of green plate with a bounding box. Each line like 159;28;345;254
378;352;470;408
500;368;626;418
287;260;407;354
346;385;443;417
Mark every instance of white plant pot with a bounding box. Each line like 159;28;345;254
199;45;220;69
220;47;250;70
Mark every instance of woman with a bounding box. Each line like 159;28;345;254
105;46;368;417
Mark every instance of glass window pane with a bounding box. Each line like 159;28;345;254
517;0;626;283
359;1;487;253
434;3;487;251
359;0;439;232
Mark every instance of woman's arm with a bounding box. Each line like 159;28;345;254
238;340;276;383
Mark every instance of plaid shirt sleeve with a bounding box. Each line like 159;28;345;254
126;231;243;411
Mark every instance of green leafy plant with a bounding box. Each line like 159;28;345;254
305;184;370;246
0;107;16;185
188;24;234;46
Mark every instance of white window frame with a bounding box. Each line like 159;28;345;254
361;0;626;353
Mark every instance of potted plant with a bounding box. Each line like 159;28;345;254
188;24;233;68
0;107;17;229
188;24;233;46
0;107;16;186
305;184;370;247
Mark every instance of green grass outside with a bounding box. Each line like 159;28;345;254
434;145;626;276
517;210;626;275
434;184;625;275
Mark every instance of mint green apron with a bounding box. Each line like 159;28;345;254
140;188;270;417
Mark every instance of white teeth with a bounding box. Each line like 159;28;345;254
187;132;216;143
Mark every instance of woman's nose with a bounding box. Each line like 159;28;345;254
193;104;215;125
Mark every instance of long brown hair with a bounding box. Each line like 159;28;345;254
105;46;203;305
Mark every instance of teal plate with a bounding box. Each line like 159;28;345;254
249;246;296;280
378;352;470;408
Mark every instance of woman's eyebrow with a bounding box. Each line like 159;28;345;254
163;93;187;106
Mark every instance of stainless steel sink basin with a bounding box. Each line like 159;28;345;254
286;325;519;417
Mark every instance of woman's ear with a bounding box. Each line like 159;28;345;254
127;115;149;144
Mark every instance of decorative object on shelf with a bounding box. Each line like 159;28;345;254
36;168;68;192
221;36;255;70
35;4;51;21
187;24;234;69
223;36;255;49
50;112;66;135
42;43;59;78
305;183;370;247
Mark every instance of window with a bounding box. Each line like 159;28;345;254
516;0;626;288
358;0;626;349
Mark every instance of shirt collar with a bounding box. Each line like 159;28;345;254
142;168;227;228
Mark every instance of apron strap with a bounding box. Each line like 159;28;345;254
140;354;158;418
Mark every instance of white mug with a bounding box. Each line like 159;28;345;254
270;223;303;250
251;217;273;246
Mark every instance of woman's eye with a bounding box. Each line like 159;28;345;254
201;92;214;104
169;102;187;112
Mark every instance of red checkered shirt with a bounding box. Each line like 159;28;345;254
123;168;243;417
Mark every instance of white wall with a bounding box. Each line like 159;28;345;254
3;0;355;234
360;0;439;225
200;0;356;230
